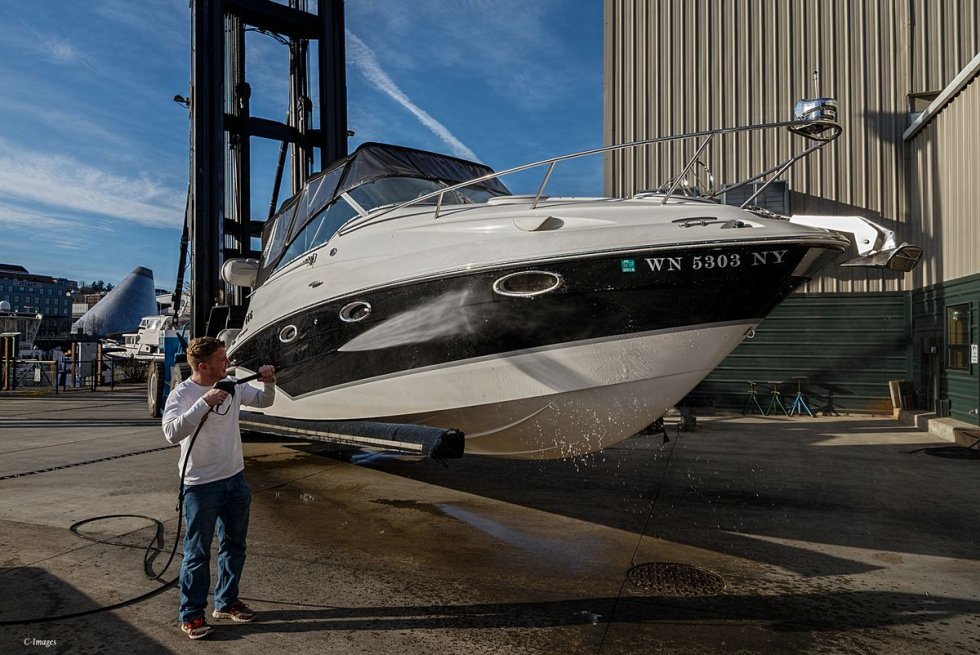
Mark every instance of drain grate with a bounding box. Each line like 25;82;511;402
627;562;726;596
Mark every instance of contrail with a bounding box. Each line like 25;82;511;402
346;30;480;162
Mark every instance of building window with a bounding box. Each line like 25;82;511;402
946;304;971;371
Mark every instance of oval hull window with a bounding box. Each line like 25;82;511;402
340;301;372;323
278;325;298;343
492;271;564;298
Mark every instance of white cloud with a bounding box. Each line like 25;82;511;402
0;14;92;69
41;37;80;63
347;0;582;109
0;202;86;231
27;31;100;71
90;0;187;40
346;30;479;162
0;97;132;151
0;143;184;229
0;201;113;253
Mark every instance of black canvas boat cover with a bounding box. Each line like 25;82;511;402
258;142;509;283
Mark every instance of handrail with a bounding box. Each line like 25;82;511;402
660;135;714;206
732;132;838;208
531;161;557;209
337;113;841;237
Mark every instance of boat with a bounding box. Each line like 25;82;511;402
220;98;921;459
108;315;176;361
0;301;43;359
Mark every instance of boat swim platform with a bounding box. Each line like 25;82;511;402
1;389;979;654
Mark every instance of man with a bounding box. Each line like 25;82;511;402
162;336;276;639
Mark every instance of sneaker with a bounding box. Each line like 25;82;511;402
212;600;256;623
180;616;213;639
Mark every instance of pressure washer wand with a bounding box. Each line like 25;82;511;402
213;371;262;395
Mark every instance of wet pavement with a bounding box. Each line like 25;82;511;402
1;388;979;654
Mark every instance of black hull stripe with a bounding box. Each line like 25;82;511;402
231;244;841;397
272;318;755;401
261;234;847;326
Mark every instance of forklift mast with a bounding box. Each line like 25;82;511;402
182;0;347;339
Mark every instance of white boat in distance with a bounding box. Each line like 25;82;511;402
0;300;42;359
107;315;176;361
223;98;920;459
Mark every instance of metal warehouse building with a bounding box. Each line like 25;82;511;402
603;0;980;423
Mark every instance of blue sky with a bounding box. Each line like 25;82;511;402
0;1;603;290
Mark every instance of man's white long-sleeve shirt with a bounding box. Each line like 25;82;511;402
162;377;275;486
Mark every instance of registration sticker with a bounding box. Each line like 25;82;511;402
621;259;636;273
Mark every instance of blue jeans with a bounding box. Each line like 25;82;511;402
179;471;252;622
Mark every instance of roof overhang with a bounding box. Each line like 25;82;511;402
904;51;980;141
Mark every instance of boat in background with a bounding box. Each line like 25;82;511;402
221;98;921;459
107;314;178;361
0;300;42;359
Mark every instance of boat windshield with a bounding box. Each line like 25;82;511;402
256;142;509;284
347;177;502;209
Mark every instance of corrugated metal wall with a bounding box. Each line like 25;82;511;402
910;1;980;94
910;274;980;424
903;21;980;424
687;293;912;414
604;0;980;293
906;71;980;288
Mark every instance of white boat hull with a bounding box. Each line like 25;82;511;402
246;321;754;458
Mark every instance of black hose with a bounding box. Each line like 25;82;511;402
0;408;216;625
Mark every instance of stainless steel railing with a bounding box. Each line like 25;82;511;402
338;98;841;236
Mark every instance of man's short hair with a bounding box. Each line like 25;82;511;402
186;336;225;368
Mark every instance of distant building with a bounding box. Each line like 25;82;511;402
155;288;174;314
0;263;76;344
72;293;107;321
71;266;158;338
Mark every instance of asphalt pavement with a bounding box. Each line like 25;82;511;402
1;388;979;654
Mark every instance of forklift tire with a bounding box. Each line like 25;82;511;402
147;362;164;418
171;362;192;389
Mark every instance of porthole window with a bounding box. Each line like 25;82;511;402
278;325;299;343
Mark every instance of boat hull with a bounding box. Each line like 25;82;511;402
230;240;841;458
281;322;754;458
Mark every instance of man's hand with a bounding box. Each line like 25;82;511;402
202;388;229;407
258;365;276;383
